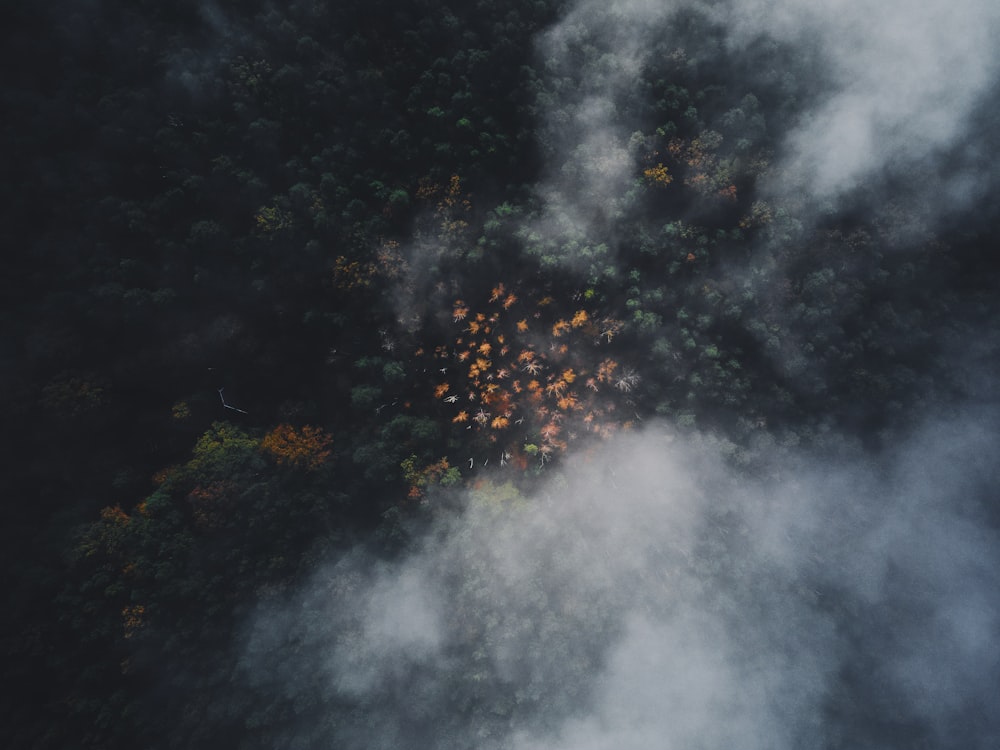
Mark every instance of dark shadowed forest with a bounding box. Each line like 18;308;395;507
3;0;1000;747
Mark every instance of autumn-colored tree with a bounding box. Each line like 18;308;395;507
552;319;571;337
260;424;333;471
401;455;461;499
332;254;376;290
643;162;673;185
436;174;472;236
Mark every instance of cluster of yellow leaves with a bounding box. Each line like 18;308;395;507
643;162;673;185
260;424;333;470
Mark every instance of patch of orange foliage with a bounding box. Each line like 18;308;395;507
597;358;619;383
557;393;579;411
101;505;131;525
261;424;333;470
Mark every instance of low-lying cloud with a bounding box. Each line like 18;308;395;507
725;0;1000;208
241;409;1000;748
532;0;1000;231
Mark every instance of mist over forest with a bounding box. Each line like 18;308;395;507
3;0;1000;747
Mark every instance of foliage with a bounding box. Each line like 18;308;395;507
261;424;333;470
2;0;998;746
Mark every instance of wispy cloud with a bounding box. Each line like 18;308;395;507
724;0;1000;207
241;411;1000;747
532;0;1000;226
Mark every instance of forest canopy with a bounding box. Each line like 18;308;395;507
3;0;1000;747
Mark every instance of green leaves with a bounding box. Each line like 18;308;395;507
188;423;264;482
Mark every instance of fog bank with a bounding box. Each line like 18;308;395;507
242;409;1000;748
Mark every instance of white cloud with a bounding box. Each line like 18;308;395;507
242;411;1000;748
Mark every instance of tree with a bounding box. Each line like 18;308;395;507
261;424;334;470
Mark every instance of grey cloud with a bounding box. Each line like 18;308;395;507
730;0;1000;205
532;0;1000;233
529;0;674;246
241;410;1000;748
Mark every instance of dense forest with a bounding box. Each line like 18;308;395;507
3;0;1000;747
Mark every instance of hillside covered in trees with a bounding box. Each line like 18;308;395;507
4;0;1000;747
